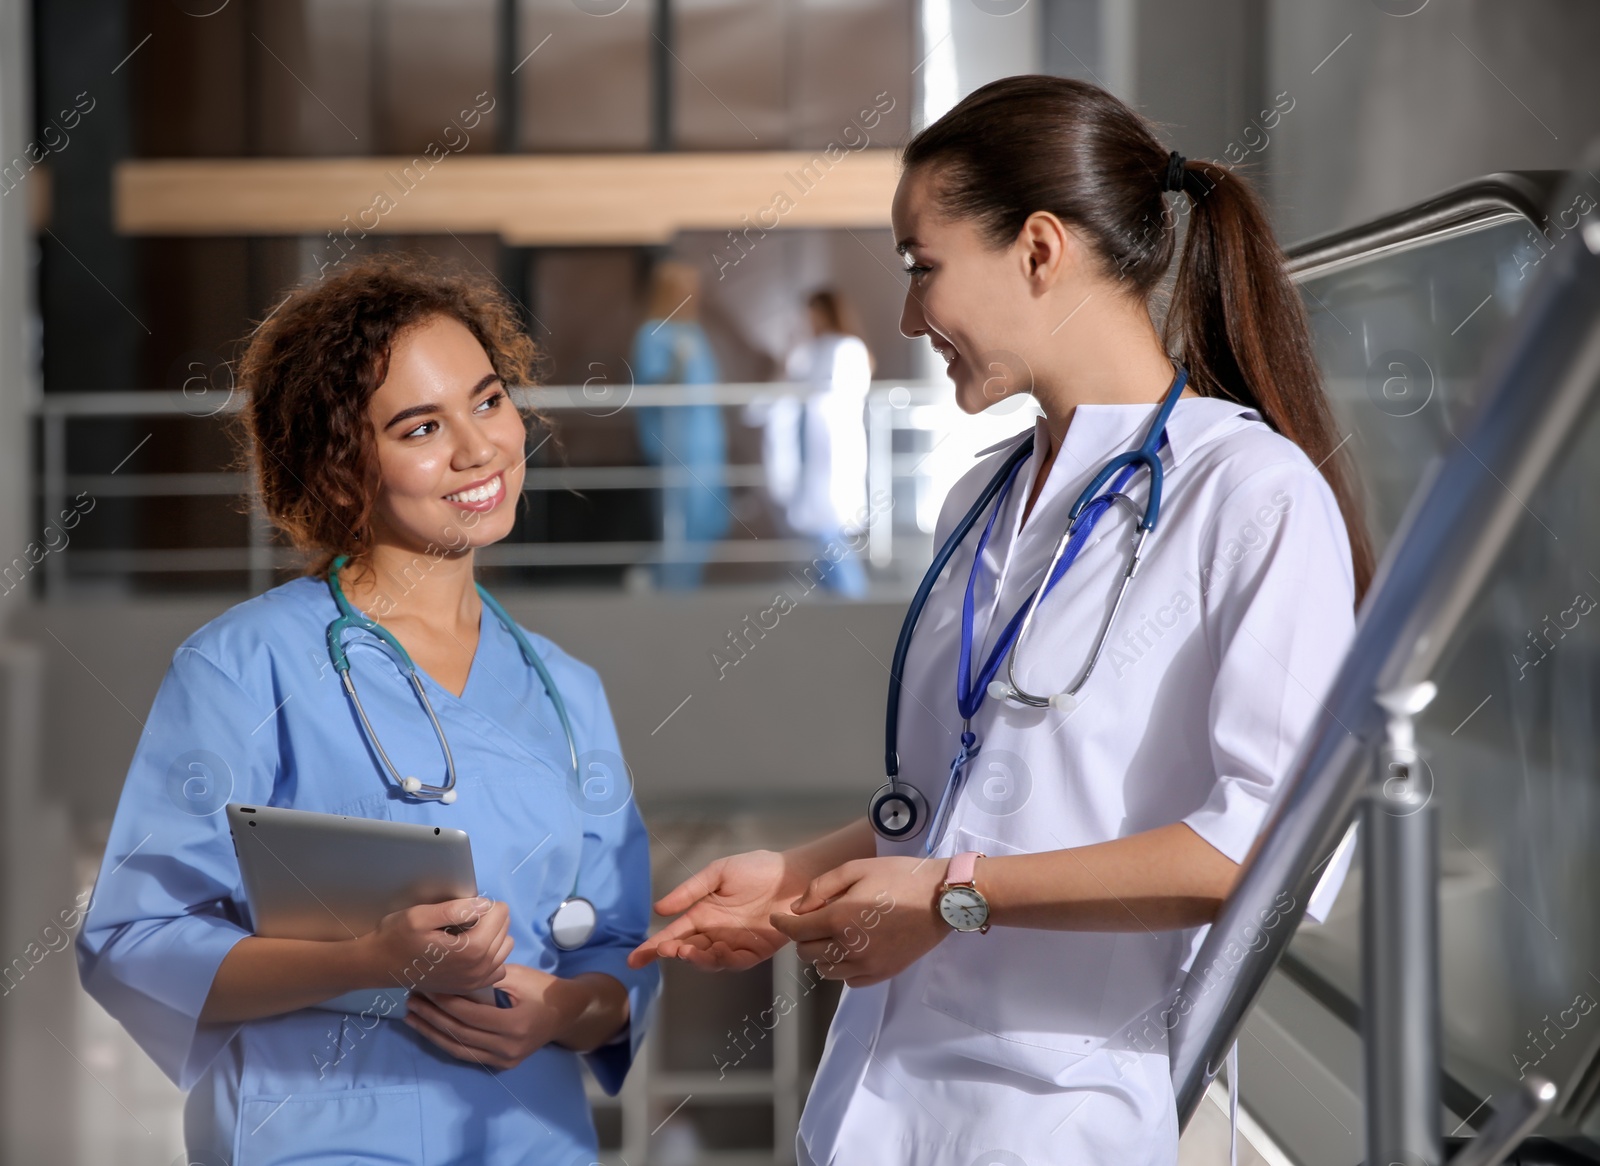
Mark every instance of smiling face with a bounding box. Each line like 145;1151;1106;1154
894;164;1078;415
364;313;527;556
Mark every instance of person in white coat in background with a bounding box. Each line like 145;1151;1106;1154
630;74;1373;1166
748;289;874;596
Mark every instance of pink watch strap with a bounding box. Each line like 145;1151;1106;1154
946;850;980;886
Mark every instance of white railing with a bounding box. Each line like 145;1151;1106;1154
31;380;1034;596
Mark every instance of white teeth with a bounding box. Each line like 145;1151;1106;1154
445;475;503;504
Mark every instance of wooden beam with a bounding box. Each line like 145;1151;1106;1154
114;151;901;245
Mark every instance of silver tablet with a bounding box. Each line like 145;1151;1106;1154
227;803;477;942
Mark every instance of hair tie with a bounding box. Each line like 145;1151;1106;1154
1161;151;1187;193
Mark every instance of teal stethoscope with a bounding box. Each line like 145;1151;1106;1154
326;554;597;950
870;364;1189;850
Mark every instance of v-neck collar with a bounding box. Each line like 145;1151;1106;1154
308;577;566;778
335;583;491;705
418;598;490;704
1001;396;1264;539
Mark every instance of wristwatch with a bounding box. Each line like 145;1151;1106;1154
937;851;990;933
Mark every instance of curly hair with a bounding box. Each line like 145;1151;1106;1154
237;253;543;578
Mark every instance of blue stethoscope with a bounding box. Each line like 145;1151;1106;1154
869;364;1190;849
325;555;597;949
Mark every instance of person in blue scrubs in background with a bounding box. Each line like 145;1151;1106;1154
76;254;660;1165
631;259;731;589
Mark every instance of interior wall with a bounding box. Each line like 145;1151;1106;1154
0;2;78;1161
1266;0;1600;244
0;0;29;578
1129;0;1266;167
1039;0;1600;250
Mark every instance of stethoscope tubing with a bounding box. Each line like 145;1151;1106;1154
1003;497;1147;708
341;667;462;799
875;364;1190;843
883;436;1037;782
476;585;580;780
324;555;597;948
1002;366;1185;707
326;555;580;799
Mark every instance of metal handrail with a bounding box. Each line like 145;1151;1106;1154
1170;161;1600;1166
1284;170;1567;278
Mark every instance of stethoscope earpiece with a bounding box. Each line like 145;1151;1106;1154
401;776;422;794
869;781;927;841
989;680;1078;711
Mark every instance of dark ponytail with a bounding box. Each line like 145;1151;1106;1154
902;75;1375;602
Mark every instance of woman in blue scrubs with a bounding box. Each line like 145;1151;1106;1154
76;255;661;1165
630;259;730;589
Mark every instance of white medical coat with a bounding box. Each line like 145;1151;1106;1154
76;576;661;1165
747;333;872;538
798;398;1357;1166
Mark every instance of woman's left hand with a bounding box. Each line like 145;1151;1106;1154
768;856;948;988
404;964;603;1070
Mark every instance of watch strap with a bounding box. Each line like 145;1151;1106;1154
945;850;982;887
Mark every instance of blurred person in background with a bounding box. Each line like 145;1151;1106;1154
631;259;731;589
76;256;659;1166
745;288;874;597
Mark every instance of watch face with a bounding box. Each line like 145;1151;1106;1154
939;886;989;932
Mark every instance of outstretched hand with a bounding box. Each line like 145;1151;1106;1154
769;856;947;988
627;849;801;972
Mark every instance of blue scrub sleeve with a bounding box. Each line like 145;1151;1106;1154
631;325;673;464
631;323;676;386
554;670;662;1095
1182;460;1357;925
75;646;276;1089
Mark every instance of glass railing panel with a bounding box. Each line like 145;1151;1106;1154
1301;217;1543;546
1286;211;1600;1139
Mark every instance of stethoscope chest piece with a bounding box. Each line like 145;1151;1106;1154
550;896;598;950
869;781;927;841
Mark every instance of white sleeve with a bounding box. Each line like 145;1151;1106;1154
1182;459;1357;924
785;342;811;383
831;336;872;391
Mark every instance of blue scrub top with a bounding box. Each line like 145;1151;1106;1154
76;575;662;1166
630;319;728;479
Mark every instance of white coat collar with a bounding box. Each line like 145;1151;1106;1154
971;395;1263;470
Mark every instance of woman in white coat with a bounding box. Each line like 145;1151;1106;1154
629;75;1373;1165
762;290;874;596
